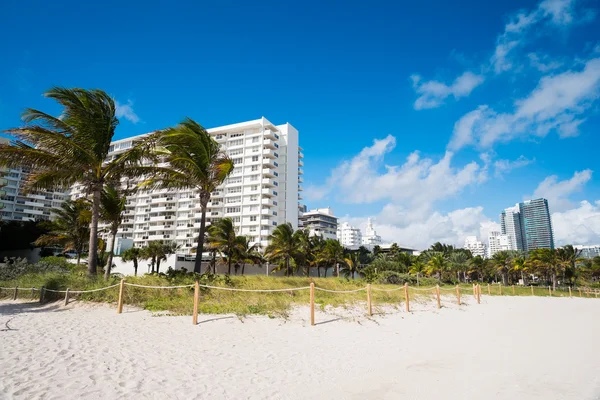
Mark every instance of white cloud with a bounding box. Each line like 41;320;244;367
449;57;600;150
529;169;592;212
552;200;600;245
309;135;485;211
115;100;140;124
411;71;484;110
527;53;564;72
494;155;535;178
491;0;582;74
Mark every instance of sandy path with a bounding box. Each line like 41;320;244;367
1;296;599;399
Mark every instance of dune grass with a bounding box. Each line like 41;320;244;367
1;273;597;316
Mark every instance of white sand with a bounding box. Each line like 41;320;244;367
1;295;599;400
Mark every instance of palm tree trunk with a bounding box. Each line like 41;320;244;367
156;257;161;274
417;273;420;286
87;187;101;277
194;203;208;274
241;263;245;275
104;229;117;281
317;266;321;278
133;259;138;276
228;254;232;275
76;252;81;267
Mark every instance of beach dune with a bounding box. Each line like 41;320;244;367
1;296;599;399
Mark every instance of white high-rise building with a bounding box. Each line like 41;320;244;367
464;236;486;258
0;138;68;222
488;231;511;257
298;207;337;240
73;117;304;255
500;205;524;251
362;218;382;248
337;222;362;249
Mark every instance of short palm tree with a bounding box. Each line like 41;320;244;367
121;247;142;276
426;252;448;281
0;87;148;277
342;252;361;279
140;118;234;273
207;218;242;275
293;228;312;276
265;223;301;277
142;240;179;274
235;236;263;275
100;185;127;280
318;239;345;277
34;199;90;266
409;260;426;286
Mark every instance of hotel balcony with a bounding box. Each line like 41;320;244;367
298;160;304;166
262;149;276;159
261;198;275;207
152;205;175;213
262;168;275;178
263;139;277;149
298;168;304;175
298;151;304;159
261;188;275;197
264;130;277;140
262;159;276;169
262;178;276;187
298;185;303;191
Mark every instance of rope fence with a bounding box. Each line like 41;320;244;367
1;280;598;326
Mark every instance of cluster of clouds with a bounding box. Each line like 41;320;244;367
115;99;140;124
307;0;600;248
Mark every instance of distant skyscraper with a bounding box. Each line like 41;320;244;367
337;222;362;249
518;198;555;251
500;206;524;251
464;236;486;258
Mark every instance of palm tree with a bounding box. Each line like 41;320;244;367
293;228;312;276
236;236;263;275
207;218;242;275
142;240;179;274
449;251;470;282
121;247;142;276
139;118;234;273
100;185;127;280
34;199;90;266
309;235;326;277
556;245;584;286
342;252;361;279
511;256;529;285
426;252;449;281
409;260;427;286
468;255;487;282
492;250;513;285
0;87;148;277
530;248;559;289
318;239;345;277
265;223;301;277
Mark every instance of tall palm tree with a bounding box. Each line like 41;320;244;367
530;248;559;289
556;245;584;286
34;199;90;266
309;235;326;277
207;218;242;275
511;256;529;285
139;118;234;273
293;228;312;276
0;87;148;276
100;185;127;280
492;250;513;285
121;247;142;276
265;223;301;277
235;236;263;275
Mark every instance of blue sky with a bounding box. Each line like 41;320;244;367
1;0;599;248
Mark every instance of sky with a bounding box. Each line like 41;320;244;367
1;0;599;249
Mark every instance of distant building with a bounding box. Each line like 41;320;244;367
298;207;338;240
500;198;555;252
337;222;362;249
488;231;511;257
0;138;68;222
464;236;486;258
362;218;382;248
501;205;524;251
574;245;600;259
519;198;555;251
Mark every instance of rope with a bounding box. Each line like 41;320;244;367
124;283;194;289
314;287;366;293
198;284;310;292
371;286;405;292
0;287;37;291
410;286;437;291
43;283;120;294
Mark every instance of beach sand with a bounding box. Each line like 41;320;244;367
1;295;599;399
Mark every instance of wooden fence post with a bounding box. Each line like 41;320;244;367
579;288;582;297
404;283;410;313
310;282;315;326
531;285;534;296
40;286;45;303
192;281;199;325
117;279;125;314
499;284;502;295
435;285;441;309
477;284;481;304
456;285;461;305
64;289;70;306
13;286;18;300
569;287;572;297
512;285;515;295
367;284;372;316
487;283;491;295
548;286;552;296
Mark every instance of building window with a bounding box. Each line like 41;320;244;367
250;226;256;232
252;156;259;162
251;185;258;191
251;165;258;171
250;216;257;222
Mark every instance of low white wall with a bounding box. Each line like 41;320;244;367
0;248;42;264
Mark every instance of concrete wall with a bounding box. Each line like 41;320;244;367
0;248;42;264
